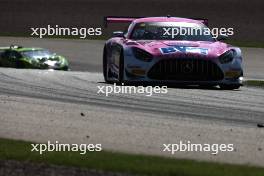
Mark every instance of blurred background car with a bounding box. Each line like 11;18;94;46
0;45;69;70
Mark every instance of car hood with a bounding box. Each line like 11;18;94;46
126;40;232;58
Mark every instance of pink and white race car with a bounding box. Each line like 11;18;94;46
103;16;243;89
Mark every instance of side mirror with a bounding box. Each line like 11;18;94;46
112;31;125;38
217;34;228;41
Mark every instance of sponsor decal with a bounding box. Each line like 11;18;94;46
160;46;208;55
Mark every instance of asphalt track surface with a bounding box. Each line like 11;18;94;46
0;37;264;166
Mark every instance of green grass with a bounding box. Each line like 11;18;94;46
0;138;264;176
244;80;264;88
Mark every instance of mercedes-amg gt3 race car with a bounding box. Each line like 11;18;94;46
103;16;243;89
0;45;69;70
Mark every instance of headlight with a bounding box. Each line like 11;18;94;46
219;50;235;64
132;47;153;62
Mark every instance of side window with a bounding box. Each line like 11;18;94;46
14;51;22;59
2;51;11;59
5;51;22;59
0;51;4;58
131;24;146;39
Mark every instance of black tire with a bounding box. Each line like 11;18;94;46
219;84;241;90
199;85;217;89
62;66;69;71
16;61;25;68
103;46;109;83
119;50;124;83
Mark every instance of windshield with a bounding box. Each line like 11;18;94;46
131;22;214;41
21;50;54;59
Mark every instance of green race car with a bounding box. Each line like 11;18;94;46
0;45;69;70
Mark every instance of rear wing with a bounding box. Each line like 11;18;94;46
104;16;208;28
104;16;143;28
193;18;209;26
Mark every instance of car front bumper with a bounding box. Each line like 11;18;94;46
123;54;243;86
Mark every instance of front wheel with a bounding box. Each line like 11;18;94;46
16;61;26;68
103;46;110;83
62;66;69;71
119;50;124;83
199;85;217;89
219;84;241;90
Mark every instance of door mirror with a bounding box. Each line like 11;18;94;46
217;34;228;41
112;31;125;38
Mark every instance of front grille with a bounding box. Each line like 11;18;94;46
148;58;224;81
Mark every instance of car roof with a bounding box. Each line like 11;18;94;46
15;47;43;52
133;17;203;24
0;47;44;52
